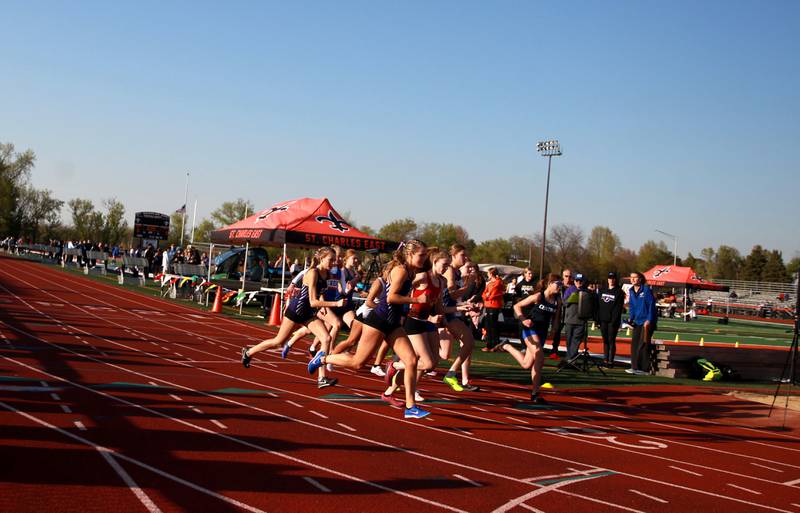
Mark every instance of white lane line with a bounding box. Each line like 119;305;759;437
519;504;546;513
669;465;703;477
50;393;61;401
352;392;364;397
629;489;668;504
791;504;800;509
471;406;488;412
99;351;108;356
265;392;278;398
263;362;277;368
453;428;473;436
3;298;781;513
174;353;183;357
210;419;227;430
453;474;482;487
727;483;762;495
337;423;356;432
286;400;303;408
506;416;529;424
39;380;48;387
310;410;328;419
783;477;800;486
303;476;331;493
60;404;72;413
169;394;182;401
148;381;159;386
1;401;267;513
189;406;204;414
97;448;164;513
491;472;620;513
750;462;783;472
74;420;87;431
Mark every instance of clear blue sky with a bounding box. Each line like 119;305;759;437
3;0;798;259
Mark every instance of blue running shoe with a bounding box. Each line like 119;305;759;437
308;351;326;374
404;406;431;419
281;344;290;359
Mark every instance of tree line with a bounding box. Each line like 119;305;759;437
2;141;797;282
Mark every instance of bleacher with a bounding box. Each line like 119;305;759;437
160;263;209;300
690;279;796;319
119;256;150;286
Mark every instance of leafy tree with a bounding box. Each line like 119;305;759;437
167;212;186;246
762;250;790;283
0;142;36;237
100;198;128;245
683;252;702;274
210;198;254;227
741;245;768;281
699;247;716;277
548;223;584;274
787;256;800;278
191;219;217;243
636;240;672;271
472;238;512;264
714;245;742;280
359;225;376;236
612;248;639;277
417;222;475;251
18;186;63;241
585;226;622;276
508;235;535;267
378;218;418;243
68;199;103;240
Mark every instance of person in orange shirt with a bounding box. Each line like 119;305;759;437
482;267;506;350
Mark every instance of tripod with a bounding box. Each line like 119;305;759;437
768;278;799;425
554;321;606;375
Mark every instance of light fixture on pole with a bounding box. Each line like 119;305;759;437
655;229;678;267
536;139;562;279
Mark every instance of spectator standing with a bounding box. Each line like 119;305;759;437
596;272;625;367
626;271;657;375
482;267;505;348
550;268;574;356
562;273;589;360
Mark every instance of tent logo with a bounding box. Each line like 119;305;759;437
315;210;350;233
653;267;671;278
256;205;289;221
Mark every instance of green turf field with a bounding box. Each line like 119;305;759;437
586;316;794;347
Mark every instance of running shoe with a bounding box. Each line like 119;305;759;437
241;347;251;368
414;391;426;402
486;339;508;352
404;406;431;419
424;370;437;377
281;344;290;359
384;361;397;385
317;376;338;389
308;351;326;374
634;369;649;376
309;346;317;357
625;368;636;374
381;393;404;407
370;365;386;377
530;394;548;405
443;375;464;392
461;383;480;392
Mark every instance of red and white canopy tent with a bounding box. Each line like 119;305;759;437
642;265;727;291
209;197;398;311
642;265;728;316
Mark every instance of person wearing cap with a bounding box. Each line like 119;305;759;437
550;269;574;356
562;272;589;360
596;272;626;367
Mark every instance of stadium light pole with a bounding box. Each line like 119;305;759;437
536;140;562;279
655;228;678;267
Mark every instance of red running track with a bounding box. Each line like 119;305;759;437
1;255;799;513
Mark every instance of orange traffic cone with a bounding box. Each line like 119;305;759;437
211;288;223;314
268;293;283;326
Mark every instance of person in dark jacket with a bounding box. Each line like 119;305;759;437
596;272;626;367
562;273;589;360
626;271;657;375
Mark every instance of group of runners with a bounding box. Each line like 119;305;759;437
240;241;562;419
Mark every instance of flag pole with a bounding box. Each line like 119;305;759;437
180;172;189;247
190;198;198;244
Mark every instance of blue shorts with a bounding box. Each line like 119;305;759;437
521;328;546;345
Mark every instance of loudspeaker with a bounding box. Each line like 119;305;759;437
578;290;597;321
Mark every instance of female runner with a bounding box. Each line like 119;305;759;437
241;246;344;388
495;273;561;403
309;240;431;419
